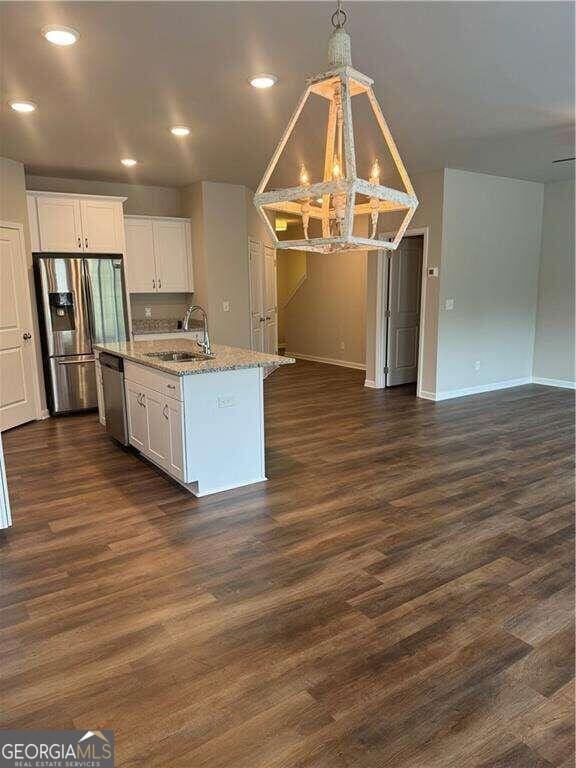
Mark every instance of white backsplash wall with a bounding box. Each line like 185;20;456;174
130;293;194;320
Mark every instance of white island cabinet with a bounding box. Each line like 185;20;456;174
94;340;293;497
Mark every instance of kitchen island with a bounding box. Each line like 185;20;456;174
94;339;294;497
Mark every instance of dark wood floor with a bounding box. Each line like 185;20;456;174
1;360;574;767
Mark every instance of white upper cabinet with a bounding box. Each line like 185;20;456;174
153;220;190;292
80;199;124;253
124;216;193;294
36;195;83;252
31;193;125;254
124;218;156;292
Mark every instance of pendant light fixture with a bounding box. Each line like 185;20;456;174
254;1;418;253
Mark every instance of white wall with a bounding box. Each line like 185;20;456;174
183;182;265;349
533;179;575;385
437;169;543;395
25;175;182;217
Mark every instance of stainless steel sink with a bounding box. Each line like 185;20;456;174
144;350;214;362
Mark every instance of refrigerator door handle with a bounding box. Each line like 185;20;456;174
82;259;96;348
57;356;96;365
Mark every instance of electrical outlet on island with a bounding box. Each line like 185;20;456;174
144;307;152;318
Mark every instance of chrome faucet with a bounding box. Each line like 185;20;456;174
182;305;212;356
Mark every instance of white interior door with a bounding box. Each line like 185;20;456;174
263;245;278;355
385;236;423;387
249;238;264;352
37;196;83;253
0;226;38;431
153;220;189;292
124;218;157;293
80;199;123;253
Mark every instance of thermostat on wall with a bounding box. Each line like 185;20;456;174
427;267;439;277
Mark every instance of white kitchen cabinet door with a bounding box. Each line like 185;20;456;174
37;196;83;253
80;199;124;253
124;218;157;293
165;397;184;480
126;381;147;452
144;387;170;468
153;220;190;292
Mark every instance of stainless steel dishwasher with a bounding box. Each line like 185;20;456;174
99;353;129;445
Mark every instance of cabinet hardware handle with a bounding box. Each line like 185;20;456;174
78;237;82;249
152;279;156;289
22;332;32;340
85;237;88;249
158;279;162;289
163;404;169;419
166;384;176;389
136;393;141;405
259;316;265;323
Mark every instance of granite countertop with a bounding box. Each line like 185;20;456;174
132;318;203;335
94;338;295;376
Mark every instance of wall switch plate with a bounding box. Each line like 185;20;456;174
339;341;345;351
144;307;152;318
444;298;455;310
217;395;236;408
474;360;481;371
427;267;439;277
222;301;230;312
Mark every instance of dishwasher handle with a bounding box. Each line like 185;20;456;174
99;352;124;372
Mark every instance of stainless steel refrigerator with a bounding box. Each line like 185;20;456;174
34;254;129;415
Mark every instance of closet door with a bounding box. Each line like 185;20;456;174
124;217;157;293
263;245;278;355
249;238;264;352
37;196;83;253
153;220;190;292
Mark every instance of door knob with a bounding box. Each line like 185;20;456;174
22;332;32;340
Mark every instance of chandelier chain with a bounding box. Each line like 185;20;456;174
331;0;347;29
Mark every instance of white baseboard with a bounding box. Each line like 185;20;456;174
532;376;576;390
287;352;366;371
364;378;380;389
418;389;437;401
38;409;50;420
430;377;533;402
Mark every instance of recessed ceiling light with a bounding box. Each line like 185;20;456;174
9;100;37;113
121;158;138;167
42;25;80;46
249;74;278;89
170;126;191;137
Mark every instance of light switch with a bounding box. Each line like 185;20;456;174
427;267;439;277
222;301;230;312
217;395;236;408
444;298;455;311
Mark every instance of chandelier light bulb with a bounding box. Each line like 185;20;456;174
331;157;342;180
370;158;381;185
300;164;310;187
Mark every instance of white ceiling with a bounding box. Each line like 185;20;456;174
1;1;574;188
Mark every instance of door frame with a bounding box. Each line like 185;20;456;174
370;226;429;397
0;220;43;424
